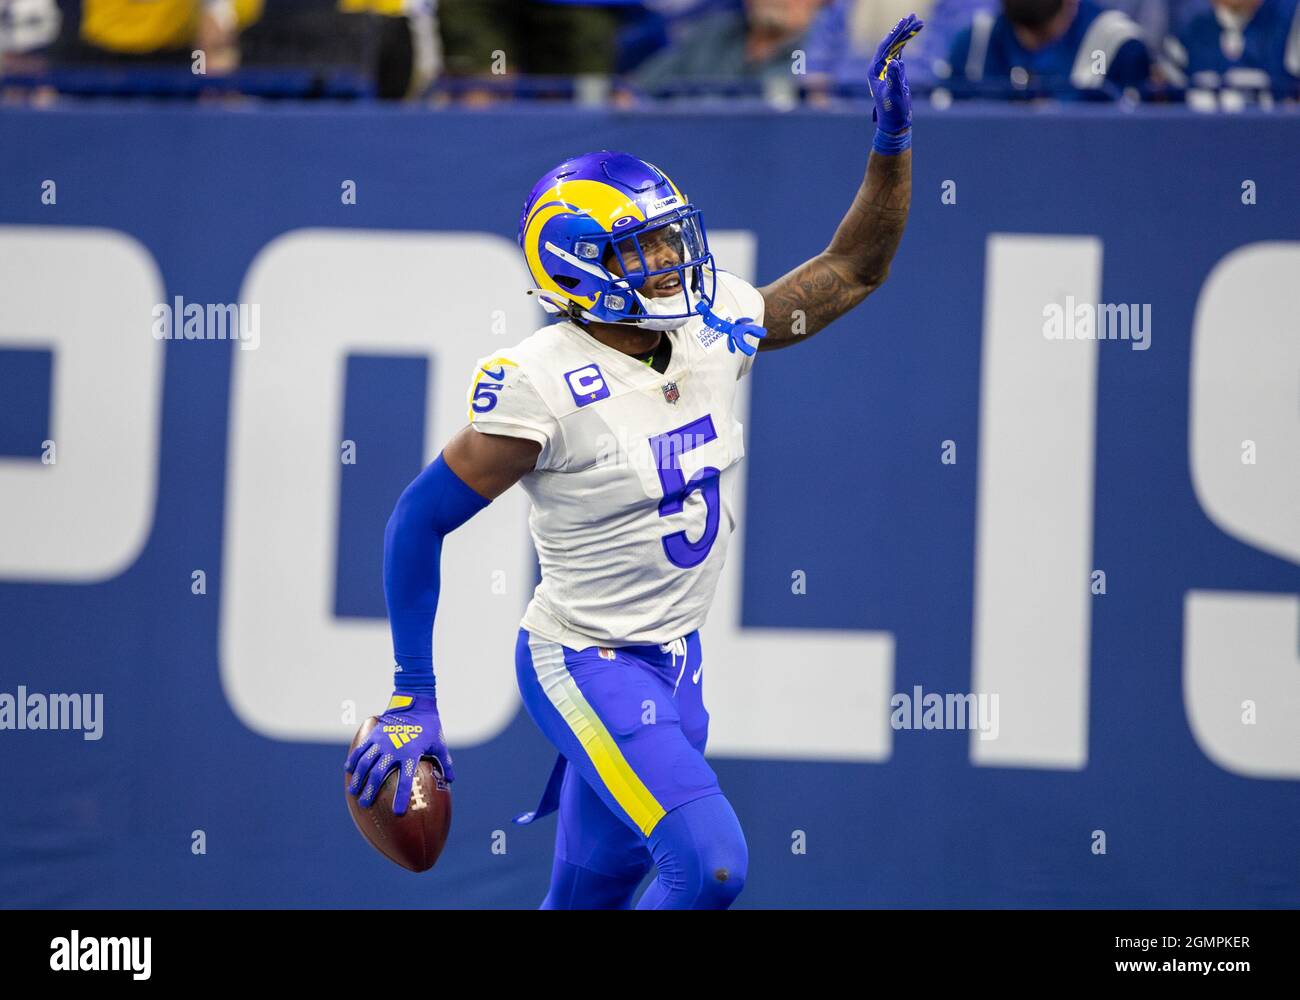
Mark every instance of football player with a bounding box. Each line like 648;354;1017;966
345;14;924;909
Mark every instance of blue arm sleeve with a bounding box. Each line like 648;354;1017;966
383;452;491;693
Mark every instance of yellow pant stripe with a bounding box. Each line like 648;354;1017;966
527;635;666;837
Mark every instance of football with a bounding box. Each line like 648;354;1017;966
345;716;452;872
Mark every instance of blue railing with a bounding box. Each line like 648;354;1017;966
1;66;1297;108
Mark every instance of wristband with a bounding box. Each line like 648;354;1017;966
872;126;912;155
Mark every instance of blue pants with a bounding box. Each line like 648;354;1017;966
514;628;748;909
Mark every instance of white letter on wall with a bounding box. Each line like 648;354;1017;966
0;227;163;580
970;234;1101;769
1187;242;1300;779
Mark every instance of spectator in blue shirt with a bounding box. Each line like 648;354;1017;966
630;0;848;91
940;0;1152;95
1161;0;1300;95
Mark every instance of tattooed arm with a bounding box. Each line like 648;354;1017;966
757;150;912;350
757;14;923;352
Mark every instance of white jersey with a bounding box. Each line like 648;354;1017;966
466;270;764;651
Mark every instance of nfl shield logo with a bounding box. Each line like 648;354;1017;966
662;381;680;404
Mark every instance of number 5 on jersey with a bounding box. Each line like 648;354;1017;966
650;415;720;569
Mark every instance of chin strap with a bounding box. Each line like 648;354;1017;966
694;301;767;356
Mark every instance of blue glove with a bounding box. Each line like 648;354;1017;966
694;301;767;356
345;692;455;815
869;14;924;154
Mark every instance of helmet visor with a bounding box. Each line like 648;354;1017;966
609;213;706;280
603;210;711;320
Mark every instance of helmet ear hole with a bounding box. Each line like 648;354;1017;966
552;274;580;290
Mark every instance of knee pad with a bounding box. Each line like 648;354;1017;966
646;793;748;909
694;839;747;908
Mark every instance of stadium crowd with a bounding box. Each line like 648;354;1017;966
0;0;1296;104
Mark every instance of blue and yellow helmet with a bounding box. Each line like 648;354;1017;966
517;150;717;331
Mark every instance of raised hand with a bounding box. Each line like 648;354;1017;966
869;14;925;145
